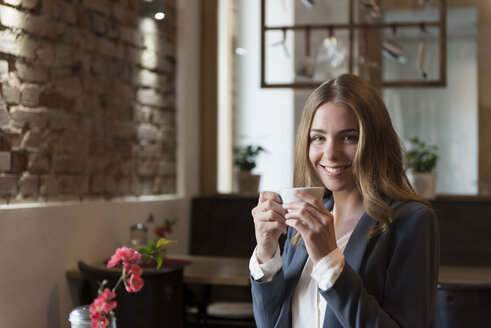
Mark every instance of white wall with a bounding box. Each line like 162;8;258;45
234;0;295;192
0;0;201;327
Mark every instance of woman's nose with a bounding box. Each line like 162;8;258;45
323;139;339;161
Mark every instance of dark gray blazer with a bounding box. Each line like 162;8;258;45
251;197;439;328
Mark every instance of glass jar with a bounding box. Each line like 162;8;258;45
129;223;148;248
69;305;116;328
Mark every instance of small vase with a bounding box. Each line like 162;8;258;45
237;172;261;196
411;172;437;200
69;305;116;328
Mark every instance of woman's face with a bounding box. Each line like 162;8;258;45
309;101;359;194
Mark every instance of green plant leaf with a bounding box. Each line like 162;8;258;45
155;254;163;269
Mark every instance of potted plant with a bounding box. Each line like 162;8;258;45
233;145;265;196
405;137;439;199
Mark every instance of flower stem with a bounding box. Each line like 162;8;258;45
112;274;124;293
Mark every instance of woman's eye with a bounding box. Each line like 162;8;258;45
343;135;358;142
311;135;324;142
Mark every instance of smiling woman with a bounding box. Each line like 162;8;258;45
249;74;439;328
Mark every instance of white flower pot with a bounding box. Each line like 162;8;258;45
411;172;437;200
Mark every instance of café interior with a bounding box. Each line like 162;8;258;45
1;0;490;327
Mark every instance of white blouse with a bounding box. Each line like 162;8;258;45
249;231;353;328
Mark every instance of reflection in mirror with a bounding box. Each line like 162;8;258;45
383;8;477;195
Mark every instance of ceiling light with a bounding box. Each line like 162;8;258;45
154;12;165;20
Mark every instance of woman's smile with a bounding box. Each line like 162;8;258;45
320;164;352;176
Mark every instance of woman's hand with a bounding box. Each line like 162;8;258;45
251;191;287;263
283;190;337;264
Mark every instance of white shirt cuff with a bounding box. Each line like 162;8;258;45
249;245;282;281
311;248;345;291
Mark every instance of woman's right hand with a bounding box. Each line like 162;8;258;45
251;191;287;263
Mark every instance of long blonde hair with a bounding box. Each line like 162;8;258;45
292;74;429;245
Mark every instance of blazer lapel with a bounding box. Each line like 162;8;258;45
343;213;377;273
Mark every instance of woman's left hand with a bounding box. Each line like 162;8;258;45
283;190;337;264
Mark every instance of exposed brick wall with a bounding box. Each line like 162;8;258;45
0;0;177;203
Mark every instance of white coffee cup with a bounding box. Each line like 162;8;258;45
279;187;325;204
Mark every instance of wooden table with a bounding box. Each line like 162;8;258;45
170;254;250;287
66;254;251;287
438;265;491;287
433;265;491;328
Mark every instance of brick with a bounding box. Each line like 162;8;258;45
39;174;56;195
110;81;134;101
58;1;77;24
16;35;37;60
10;106;47;131
21;130;41;150
91;174;117;194
27;152;49;172
0;132;21;150
0;174;18;195
52;155;85;173
91;13;107;35
75;7;91;29
45;133;90;155
0;60;8;75
160;177;175;194
19;173;38;196
0;5;24;29
119;159;134;175
36;41;56;66
111;121;136;138
83;0;111;15
138;69;159;88
22;0;40;10
137;88;164;107
39;90;73;111
134;106;153;123
106;20;119;39
54;45;75;68
0;30;19;56
15;62;48;83
120;26;142;47
41;0;60;18
137;159;158;176
0;152;11;171
140;50;158;70
82;75;109;95
49;70;82;96
24;14;62;40
137;124;158;141
20;83;41;107
2;84;20;104
159;161;176;176
58;175;89;194
97;38;117;58
0;97;9;125
11;150;28;173
4;0;22;6
117;176;131;194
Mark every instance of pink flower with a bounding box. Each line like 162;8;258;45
124;262;142;276
89;311;109;328
107;246;141;268
123;263;144;292
89;288;116;328
125;272;144;292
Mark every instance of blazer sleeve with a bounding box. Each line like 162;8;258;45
320;204;439;327
250;228;298;328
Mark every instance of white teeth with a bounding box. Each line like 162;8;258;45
325;165;349;173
